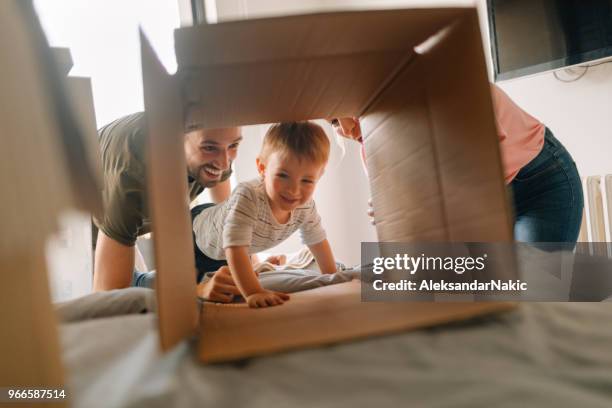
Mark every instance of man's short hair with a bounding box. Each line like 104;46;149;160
259;121;330;165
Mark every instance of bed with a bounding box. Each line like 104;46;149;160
57;286;612;408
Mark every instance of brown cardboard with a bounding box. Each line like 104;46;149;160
198;281;515;363
25;6;103;219
359;14;512;242
143;7;516;362
65;76;104;198
141;32;198;351
52;47;73;76
1;1;67;394
360;9;515;276
174;9;465;128
1;0;100;401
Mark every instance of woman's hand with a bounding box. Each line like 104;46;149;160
329;118;375;224
246;290;290;308
328;117;363;143
368;198;375;225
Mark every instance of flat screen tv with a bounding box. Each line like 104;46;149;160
488;0;612;80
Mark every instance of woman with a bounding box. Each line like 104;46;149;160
331;84;583;247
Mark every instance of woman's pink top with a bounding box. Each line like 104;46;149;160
490;84;545;183
360;84;545;184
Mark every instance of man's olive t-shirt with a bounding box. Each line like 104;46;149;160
94;112;231;246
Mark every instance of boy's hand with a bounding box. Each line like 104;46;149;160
264;254;286;265
246;290;290;308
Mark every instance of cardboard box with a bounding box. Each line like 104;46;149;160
0;0;101;400
142;7;516;361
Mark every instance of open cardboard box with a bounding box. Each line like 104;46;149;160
0;0;516;396
143;6;517;363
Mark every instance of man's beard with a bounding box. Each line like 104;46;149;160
189;162;232;187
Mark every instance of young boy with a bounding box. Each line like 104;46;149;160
192;121;337;308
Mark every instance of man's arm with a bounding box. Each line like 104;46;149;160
208;179;231;203
93;230;135;290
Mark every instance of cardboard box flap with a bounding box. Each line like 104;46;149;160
198;281;515;363
361;8;514;247
27;8;102;217
176;9;464;66
141;31;199;351
52;47;73;76
421;11;511;242
174;8;468;128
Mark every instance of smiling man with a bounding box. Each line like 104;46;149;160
93;112;243;302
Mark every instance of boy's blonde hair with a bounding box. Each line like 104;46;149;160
259;122;330;165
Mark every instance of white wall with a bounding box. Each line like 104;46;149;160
34;0;180;127
45;212;93;301
231;122;375;266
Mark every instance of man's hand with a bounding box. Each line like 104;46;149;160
328;117;363;142
197;265;241;302
246;290;290;308
264;254;286;265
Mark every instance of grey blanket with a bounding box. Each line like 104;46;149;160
56;269;356;322
55;287;157;322
56;267;612;407
59;303;612;408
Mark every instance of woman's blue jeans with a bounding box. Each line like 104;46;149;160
510;128;583;248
